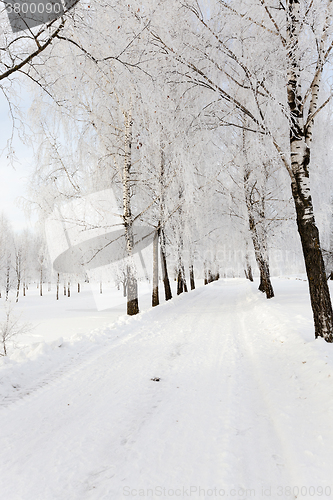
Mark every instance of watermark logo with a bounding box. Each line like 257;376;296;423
4;0;78;33
45;188;153;274
45;189;153;309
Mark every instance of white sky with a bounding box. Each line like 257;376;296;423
0;92;37;232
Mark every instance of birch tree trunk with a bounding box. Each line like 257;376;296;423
183;272;188;292
159;229;172;301
5;256;10;301
246;262;253;282
249;213;274;299
16;277;20;303
177;239;184;295
244;172;274;299
15;252;21;303
40;267;43;297
152;230;159;307
286;0;333;341
189;264;195;290
56;273;59;300
244;241;253;282
176;187;187;295
177;265;184;295
158;147;172;301
177;251;187;294
123;109;139;316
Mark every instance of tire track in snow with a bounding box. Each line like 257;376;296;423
98;281;278;495
185;280;302;495
98;282;242;495
226;284;304;494
236;289;333;499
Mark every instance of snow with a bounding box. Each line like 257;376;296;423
0;278;333;499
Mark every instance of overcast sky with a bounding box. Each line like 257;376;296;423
0;92;37;232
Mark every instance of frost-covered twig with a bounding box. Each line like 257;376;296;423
0;303;32;357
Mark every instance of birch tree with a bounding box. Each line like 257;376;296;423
122;108;139;315
244;166;274;299
27;0;155;314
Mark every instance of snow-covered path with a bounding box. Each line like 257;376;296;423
0;279;333;500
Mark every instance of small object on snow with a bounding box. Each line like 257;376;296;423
151;377;160;382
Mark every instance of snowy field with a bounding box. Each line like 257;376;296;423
0;277;333;500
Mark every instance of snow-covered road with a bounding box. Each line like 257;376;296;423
0;279;333;500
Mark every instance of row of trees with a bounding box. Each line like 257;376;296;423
0;214;51;300
2;1;333;340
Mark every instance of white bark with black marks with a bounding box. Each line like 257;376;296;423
123;109;139;316
152;230;159;307
286;0;333;341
